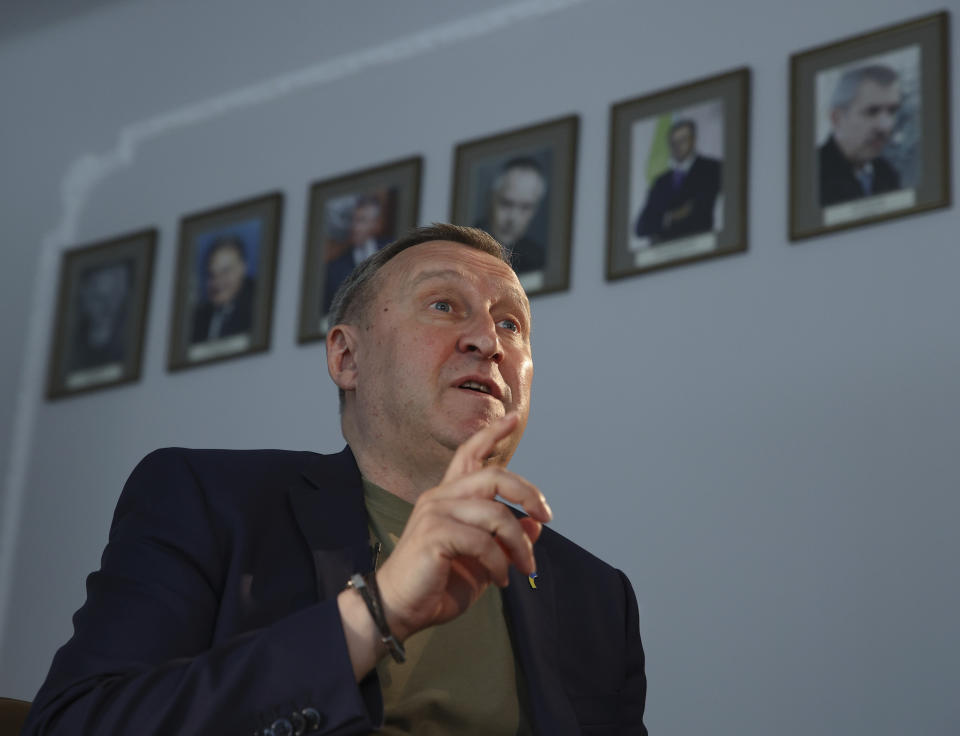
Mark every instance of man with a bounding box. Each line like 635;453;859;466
323;195;389;315
191;236;255;343
25;224;647;734
819;64;902;207
69;260;132;372
478;157;548;275
634;119;722;244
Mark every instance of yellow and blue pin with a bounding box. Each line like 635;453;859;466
528;572;538;589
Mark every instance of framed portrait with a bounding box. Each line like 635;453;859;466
168;192;283;370
297;156;422;343
789;11;950;240
46;228;156;399
606;68;750;280
450;115;578;296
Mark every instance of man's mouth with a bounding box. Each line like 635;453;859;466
459;380;492;395
455;377;504;400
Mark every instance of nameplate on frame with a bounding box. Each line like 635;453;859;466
65;363;124;389
823;189;916;226
187;334;251;362
634;232;717;268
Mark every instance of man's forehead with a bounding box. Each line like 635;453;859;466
504;167;544;189
854;80;901;102
211;249;242;265
389;241;529;309
410;267;530;308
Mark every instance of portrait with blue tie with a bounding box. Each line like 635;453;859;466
788;11;949;241
606;67;750;280
633;115;723;245
817;61;906;208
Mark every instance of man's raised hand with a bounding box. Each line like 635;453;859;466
375;413;552;642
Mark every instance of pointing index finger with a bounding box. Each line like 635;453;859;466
443;413;519;483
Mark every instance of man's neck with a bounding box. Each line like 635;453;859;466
352;450;444;504
342;416;450;504
672;153;696;172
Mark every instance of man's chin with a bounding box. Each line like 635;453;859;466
435;411;507;445
451;413;501;439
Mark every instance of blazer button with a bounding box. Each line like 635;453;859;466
290;710;306;735
301;707;325;731
271;718;293;736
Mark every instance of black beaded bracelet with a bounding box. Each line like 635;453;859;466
346;572;406;663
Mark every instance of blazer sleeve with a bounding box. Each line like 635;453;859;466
23;449;381;736
618;569;649;733
634;178;666;238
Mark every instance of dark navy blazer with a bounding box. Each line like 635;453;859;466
25;447;647;735
635;155;722;244
818;135;901;207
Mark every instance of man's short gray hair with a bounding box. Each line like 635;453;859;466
490;156;546;196
329;223;508;329
830;64;900;111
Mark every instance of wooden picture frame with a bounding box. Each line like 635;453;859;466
451;115;578;297
46;229;156;399
606;67;751;280
168;192;283;370
789;11;951;240
297;157;421;343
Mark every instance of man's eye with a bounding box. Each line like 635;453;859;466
498;318;520;333
430;301;452;313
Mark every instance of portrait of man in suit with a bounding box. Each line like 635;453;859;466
634;118;722;244
190;235;256;344
818;63;904;207
475;156;548;276
67;259;133;373
323;193;391;315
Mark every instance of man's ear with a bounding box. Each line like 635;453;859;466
830;107;844;129
327;324;360;391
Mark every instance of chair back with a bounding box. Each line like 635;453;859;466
0;697;31;735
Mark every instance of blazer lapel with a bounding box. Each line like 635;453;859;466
287;452;579;732
287;446;373;601
502;541;579;734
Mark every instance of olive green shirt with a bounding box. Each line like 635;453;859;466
362;478;532;735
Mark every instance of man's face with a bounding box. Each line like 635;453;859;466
669;125;695;162
79;264;129;344
350;203;382;247
489;168;545;248
348;240;533;467
206;247;246;307
831;80;902;165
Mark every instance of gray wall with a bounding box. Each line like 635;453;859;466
2;1;958;733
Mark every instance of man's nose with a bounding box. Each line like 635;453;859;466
458;316;503;363
877;112;896;131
